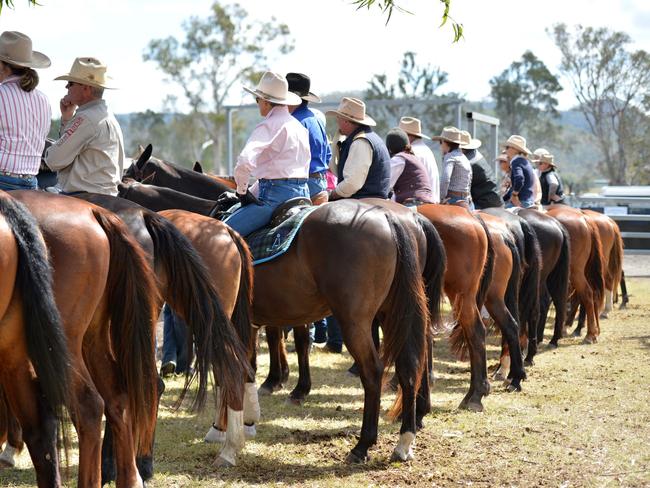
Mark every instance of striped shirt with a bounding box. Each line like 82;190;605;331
0;76;51;175
439;148;472;200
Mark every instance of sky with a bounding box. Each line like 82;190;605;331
2;0;650;116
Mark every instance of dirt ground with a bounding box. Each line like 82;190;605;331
2;275;649;487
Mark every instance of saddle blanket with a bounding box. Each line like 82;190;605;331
246;206;318;265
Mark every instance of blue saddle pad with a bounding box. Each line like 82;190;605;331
246;207;318;265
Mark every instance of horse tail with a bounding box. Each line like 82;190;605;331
518;219;541;340
473;214;495;308
608;221;624;296
504;234;522;331
0;194;71;440
413;212;446;330
546;223;570;338
383;215;431;420
92;208;159;454
224;226;254;368
585;218;606;312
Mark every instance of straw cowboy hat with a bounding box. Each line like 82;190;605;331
399;117;430;140
55;57;116;89
243;71;301;105
460;130;482;150
531;148;556;167
0;31;50;69
326;97;376;126
431;126;465;145
502;134;532;155
286;72;321;103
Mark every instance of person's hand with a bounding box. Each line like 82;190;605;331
60;95;77;124
237;190;263;206
328;190;342;201
511;194;520;206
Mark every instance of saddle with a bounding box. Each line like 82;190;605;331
269;196;312;227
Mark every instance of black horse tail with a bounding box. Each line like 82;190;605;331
0;194;71;443
224;226;255;372
585;218;606;312
608;221;624;298
383;215;433;420
504;234;522;335
143;213;251;411
518;219;541;342
546;223;571;341
413;212;446;330
92;208;159;455
473;214;495;308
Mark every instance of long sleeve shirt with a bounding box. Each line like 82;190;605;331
233;105;310;195
439;148;472;200
508;155;535;203
331;137;373;198
291;102;331;174
0;76;51;175
46;99;124;195
411;139;440;203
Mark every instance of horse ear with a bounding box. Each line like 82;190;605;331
135;144;153;170
193;161;203;173
141;172;155;185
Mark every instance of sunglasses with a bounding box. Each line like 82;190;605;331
65;81;80;89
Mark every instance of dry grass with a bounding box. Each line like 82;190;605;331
2;278;650;487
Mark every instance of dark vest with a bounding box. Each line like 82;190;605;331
539;168;565;205
467;151;503;209
393;152;434;204
338;126;390;199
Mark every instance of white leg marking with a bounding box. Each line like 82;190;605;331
243;382;260;425
217;408;244;467
391;431;415;461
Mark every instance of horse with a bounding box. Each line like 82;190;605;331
0;192;71;487
545;205;605;343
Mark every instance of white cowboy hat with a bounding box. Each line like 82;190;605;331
399;117;430;140
502;134;532;155
0;31;50;69
326;97;376;126
243;71;301;105
460;130;482;150
531;148;556;166
431;126;465;145
55;57;116;89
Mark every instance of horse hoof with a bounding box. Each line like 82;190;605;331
390;448;414;462
599;312;609;320
244;424;257;439
582;335;598;345
458;401;483;412
548;341;558;349
492;370;505;382
257;385;274;396
213;455;235;468
285;396;303;406
572;329;582;338
505;383;521;393
345;451;368;464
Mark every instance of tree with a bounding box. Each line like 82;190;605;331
144;1;293;172
489;50;562;146
550;24;650;184
0;0;35;13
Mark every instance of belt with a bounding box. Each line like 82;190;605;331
309;171;326;179
260;177;308;182
0;171;34;179
447;190;469;198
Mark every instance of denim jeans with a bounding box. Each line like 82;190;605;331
161;304;189;373
0;174;37;191
325;316;343;351
224;178;309;237
519;198;535;208
446;194;475;210
311;318;328;344
307;173;327;198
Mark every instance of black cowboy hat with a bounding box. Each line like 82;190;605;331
286;72;321;103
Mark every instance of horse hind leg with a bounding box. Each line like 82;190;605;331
259;327;288;395
287;324;312;405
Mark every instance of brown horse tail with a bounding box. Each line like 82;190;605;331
473;214;495;308
585;218;606;312
0;194;72;455
518;219;541;341
413;212;446;330
92;208;159;455
546;223;571;341
608;221;624;296
383;214;431;420
224;226;255;374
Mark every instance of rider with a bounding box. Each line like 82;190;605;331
461;131;503;209
286;72;331;202
385;127;434;206
223;71;310;237
0;31;51;192
399;116;440;203
326;97;390;200
45;57;125;195
433;126;473;209
502;134;536;208
533;148;566;206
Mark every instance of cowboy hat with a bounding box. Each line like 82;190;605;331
495;152;509;163
55;57;116;89
531;148;556;166
399;117;430;140
286;72;321;103
502;134;531;155
0;31;50;69
243;71;301;105
431;126;465;145
460;130;482;150
326;97;376;126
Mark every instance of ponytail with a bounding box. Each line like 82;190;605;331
3;62;39;92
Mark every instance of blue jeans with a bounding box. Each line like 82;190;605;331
224;178;309;237
311;318;328;344
0;174;37;191
307;173;327;198
519;198;535;208
161;304;189;373
325;316;343;352
446;195;475;210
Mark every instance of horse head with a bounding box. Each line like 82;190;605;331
123;143;153;181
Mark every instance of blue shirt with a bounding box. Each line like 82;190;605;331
506;155;535;203
291;102;331;174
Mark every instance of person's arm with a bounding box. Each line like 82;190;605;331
331;138;373;198
547;173;561;201
439;156;453;200
45;114;94;171
389;155;406;189
233;123;276;195
510;159;524;194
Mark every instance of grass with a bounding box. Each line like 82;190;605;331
2;278;650;487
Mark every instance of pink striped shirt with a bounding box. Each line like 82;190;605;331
0;76;51;175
